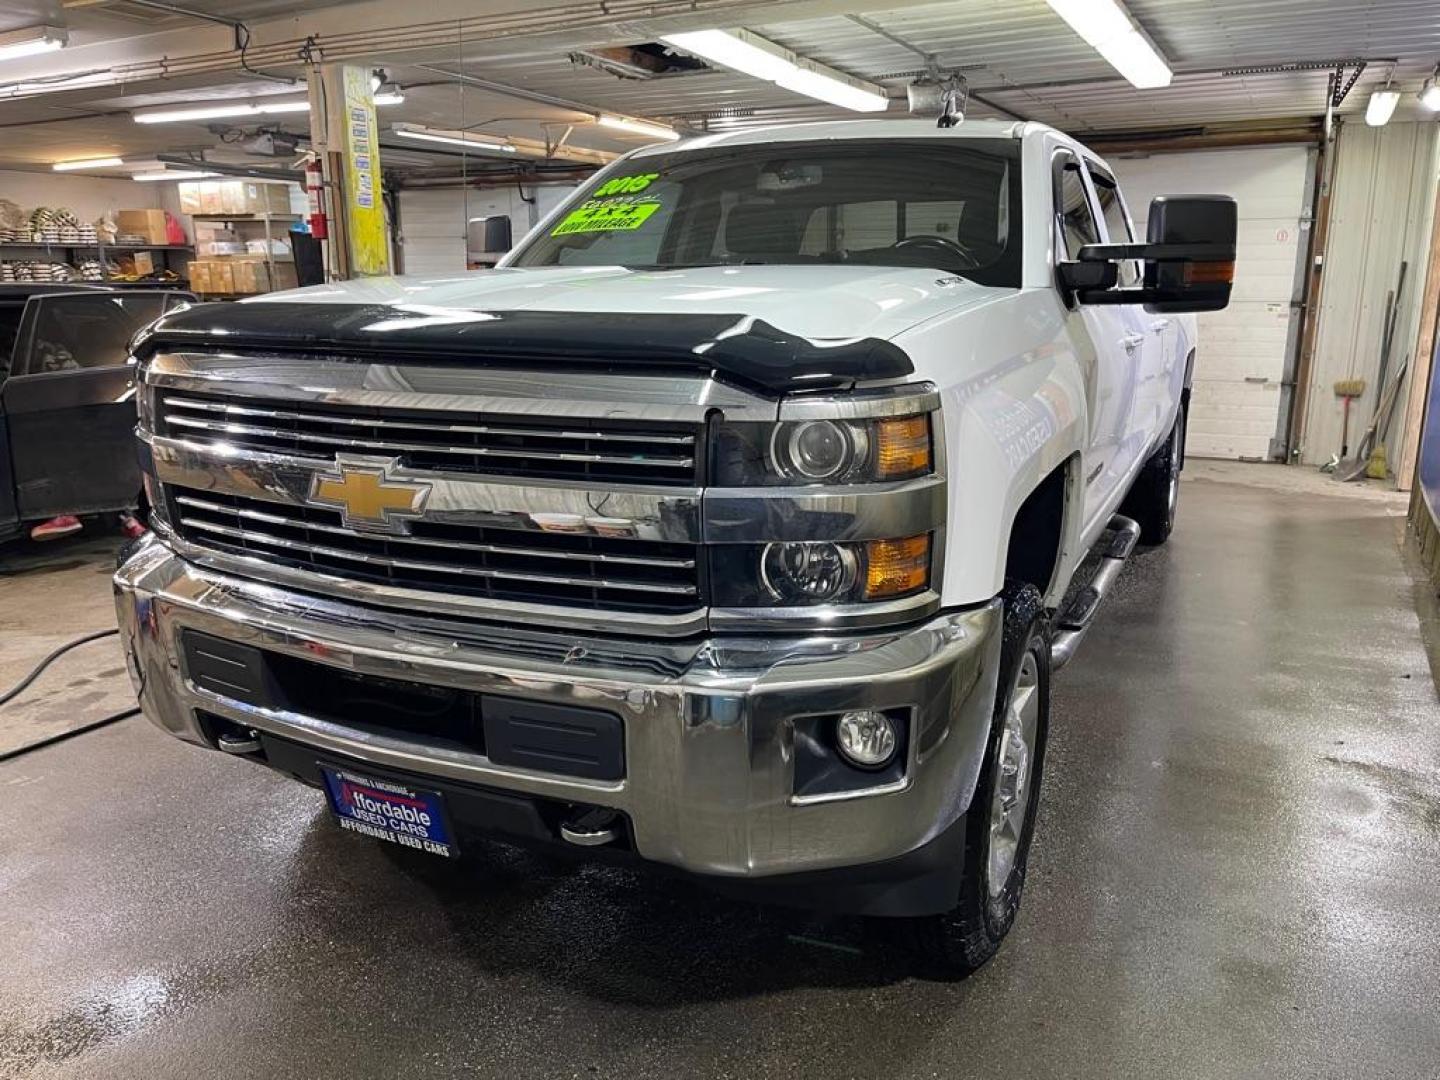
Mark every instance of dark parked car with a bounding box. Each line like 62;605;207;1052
0;285;193;543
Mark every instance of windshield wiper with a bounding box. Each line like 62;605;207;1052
623;260;767;271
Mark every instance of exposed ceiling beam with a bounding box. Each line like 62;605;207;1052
0;0;950;102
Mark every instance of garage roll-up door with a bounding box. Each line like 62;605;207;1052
1113;146;1314;460
398;186;577;275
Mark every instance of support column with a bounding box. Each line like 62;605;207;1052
307;63;392;280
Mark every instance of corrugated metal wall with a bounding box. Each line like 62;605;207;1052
1303;121;1440;468
1113;146;1313;460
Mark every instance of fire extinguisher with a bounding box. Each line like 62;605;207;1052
304;157;328;240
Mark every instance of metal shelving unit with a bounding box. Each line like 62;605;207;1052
0;240;194;284
190;212;299;292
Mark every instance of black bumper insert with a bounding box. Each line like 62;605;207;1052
180;630;625;781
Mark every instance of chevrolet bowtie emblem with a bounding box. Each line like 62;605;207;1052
308;458;432;534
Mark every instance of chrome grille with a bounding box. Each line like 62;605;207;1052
159;392;702;486
169;491;702;613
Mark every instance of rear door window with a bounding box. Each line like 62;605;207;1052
14;293;172;375
0;303;23;379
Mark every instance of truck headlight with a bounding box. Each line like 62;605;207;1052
772;420;867;482
713;415;932;486
711;534;931;607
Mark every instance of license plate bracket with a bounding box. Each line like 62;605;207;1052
319;764;458;858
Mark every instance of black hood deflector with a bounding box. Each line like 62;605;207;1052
133;303;913;397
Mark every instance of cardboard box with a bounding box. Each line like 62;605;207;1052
116;209;169;245
231;258;267;294
210;262;236;294
186;260;211;293
193;223;237;242
270;263;298;291
131;251;155;276
245;238;292;258
178;183;203;215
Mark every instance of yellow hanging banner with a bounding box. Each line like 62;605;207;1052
341;65;389;276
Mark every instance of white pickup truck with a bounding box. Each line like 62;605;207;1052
115;119;1235;972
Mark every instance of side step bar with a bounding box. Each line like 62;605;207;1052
1050;514;1140;672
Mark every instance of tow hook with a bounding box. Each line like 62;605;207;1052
217;729;263;755
559;807;622;847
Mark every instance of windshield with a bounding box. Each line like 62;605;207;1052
511;138;1022;286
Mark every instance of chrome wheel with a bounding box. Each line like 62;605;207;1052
986;649;1040;899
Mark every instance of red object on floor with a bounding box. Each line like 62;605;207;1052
120;513;147;539
30;515;82;541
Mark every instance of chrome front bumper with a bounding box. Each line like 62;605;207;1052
115;534;1001;885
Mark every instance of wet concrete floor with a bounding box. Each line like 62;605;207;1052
1;472;1437;1079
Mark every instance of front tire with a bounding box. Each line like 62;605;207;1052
893;582;1051;976
1122;405;1186;545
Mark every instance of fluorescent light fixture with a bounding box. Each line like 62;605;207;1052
1045;0;1173;89
1365;88;1401;126
135;99;306;123
661;29;793;82
135;94;401;124
53;157;123;172
1420;78;1440;112
661;28;890;113
0;23;67;63
131;170;220;182
778;67;888;112
597;114;679;140
391;124;516;153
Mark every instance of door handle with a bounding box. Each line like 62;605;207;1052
1149;318;1171;332
1121;334;1145;351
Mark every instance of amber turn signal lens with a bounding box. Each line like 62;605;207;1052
864;534;930;599
874;415;932;479
1184;259;1235;285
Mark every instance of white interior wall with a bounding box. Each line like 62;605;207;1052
0;170;160;225
1303;121;1440;469
1112;145;1313;461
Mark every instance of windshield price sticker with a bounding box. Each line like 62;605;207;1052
552;197;662;236
594;172;658;196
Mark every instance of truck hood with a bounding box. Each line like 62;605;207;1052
139;266;1011;396
257;264;1008;342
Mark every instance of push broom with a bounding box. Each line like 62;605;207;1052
1333;376;1366;459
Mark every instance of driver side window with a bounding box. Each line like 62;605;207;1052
1092;173;1141;287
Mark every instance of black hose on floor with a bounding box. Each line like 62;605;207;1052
0;628;120;708
0;707;140;763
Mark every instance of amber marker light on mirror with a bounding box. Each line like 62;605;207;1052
864;534;930;599
1184;260;1234;285
874;415;932;479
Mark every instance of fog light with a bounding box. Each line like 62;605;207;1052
835;709;898;769
761;541;857;603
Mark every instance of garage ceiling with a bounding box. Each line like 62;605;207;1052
0;0;1436;174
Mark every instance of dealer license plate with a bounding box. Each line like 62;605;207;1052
319;765;458;858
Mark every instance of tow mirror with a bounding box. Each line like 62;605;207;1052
1065;194;1237;313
